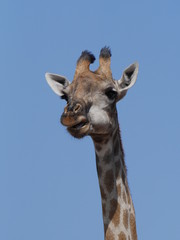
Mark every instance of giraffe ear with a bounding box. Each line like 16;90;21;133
117;62;139;100
45;73;70;96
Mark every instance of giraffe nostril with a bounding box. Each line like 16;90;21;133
74;103;81;113
65;102;82;114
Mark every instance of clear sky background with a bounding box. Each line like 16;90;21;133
1;0;180;239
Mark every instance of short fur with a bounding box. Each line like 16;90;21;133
45;47;139;240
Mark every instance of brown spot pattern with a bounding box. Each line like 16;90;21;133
115;160;121;179
130;214;137;240
111;202;121;227
100;186;107;200
95;153;99;163
92;135;104;143
104;170;114;193
114;139;119;156
104;138;109;144
123;209;129;229
103;150;112;164
104;223;108;233
109;199;117;220
96;164;102;178
102;203;106;216
93;134;109;144
95;144;102;152
113;128;118;142
106;228;115;240
121;169;126;185
118;231;127;240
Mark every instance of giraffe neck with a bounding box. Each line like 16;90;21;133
93;126;137;240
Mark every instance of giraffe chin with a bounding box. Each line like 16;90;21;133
67;122;90;138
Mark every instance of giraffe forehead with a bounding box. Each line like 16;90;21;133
70;73;115;96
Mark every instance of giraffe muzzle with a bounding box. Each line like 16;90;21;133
61;108;90;138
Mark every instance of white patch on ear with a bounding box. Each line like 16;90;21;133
116;62;139;100
45;73;70;96
118;62;139;91
118;62;139;88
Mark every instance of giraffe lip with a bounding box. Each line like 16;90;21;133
67;118;90;138
68;119;88;130
71;121;88;129
61;115;87;128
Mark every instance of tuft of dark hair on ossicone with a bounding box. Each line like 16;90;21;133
77;50;96;64
100;46;112;59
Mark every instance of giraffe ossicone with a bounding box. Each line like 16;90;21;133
45;47;139;240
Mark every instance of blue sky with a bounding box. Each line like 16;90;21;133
1;0;180;239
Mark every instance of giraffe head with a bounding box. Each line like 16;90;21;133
45;47;138;139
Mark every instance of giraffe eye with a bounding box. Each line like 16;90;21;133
105;89;117;100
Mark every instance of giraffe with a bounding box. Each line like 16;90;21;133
45;47;139;240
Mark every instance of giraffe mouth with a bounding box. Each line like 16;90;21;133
70;121;88;130
67;119;90;138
